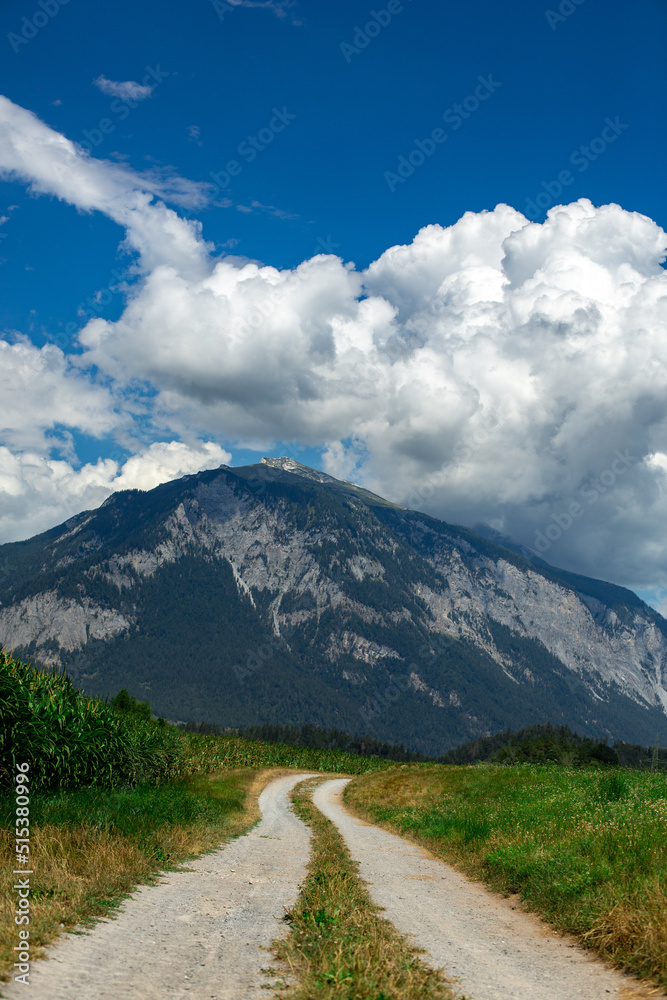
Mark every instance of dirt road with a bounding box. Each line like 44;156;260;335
1;772;317;1000
313;777;664;1000
6;772;664;1000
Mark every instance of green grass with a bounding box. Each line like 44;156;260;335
273;779;454;1000
345;764;667;991
2;769;250;867
0;648;398;986
0;726;396;987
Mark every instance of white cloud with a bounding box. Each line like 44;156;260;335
93;75;153;102
228;0;301;23
0;337;122;453
1;96;667;596
112;440;231;490
0;441;231;543
236;200;297;219
0;95;210;278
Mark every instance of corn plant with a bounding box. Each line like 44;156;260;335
0;650;180;792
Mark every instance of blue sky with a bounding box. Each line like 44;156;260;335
1;0;667;603
3;0;665;333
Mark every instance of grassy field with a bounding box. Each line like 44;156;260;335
1;747;395;985
345;764;667;991
175;731;403;778
273;779;455;1000
9;651;666;992
0;767;293;984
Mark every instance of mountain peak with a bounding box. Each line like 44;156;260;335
259;456;405;509
260;456;343;485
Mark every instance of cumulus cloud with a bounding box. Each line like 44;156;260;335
1;96;667;597
93;76;153;102
0;441;231;543
78;199;667;592
0;338;124;454
0;95;210;278
111;440;231;490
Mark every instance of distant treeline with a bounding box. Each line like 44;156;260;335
178;720;429;763
439;722;667;770
181;718;667;770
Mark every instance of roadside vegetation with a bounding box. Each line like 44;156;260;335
273;779;455;1000
345;764;667;991
188;720;429;763
440;721;667;771
0;651;396;984
5;648;666;991
0;650;181;791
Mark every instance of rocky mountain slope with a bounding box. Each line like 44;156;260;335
1;458;666;755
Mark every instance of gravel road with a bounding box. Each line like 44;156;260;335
314;777;665;1000
2;772;317;1000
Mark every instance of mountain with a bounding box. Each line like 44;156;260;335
1;458;666;756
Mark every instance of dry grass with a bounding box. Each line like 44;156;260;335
0;767;286;983
273;778;456;1000
345;765;667;993
583;879;667;986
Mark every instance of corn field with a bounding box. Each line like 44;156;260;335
0;650;182;792
0;650;394;794
175;732;395;777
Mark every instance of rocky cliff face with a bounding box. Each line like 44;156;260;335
1;458;665;754
414;545;667;713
